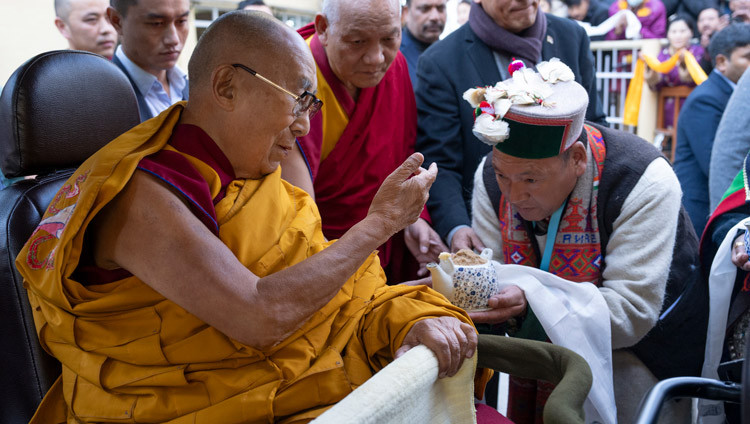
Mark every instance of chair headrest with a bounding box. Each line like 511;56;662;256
0;50;140;179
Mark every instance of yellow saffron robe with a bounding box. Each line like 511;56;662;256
17;102;471;423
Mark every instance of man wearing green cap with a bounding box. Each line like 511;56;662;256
467;64;706;423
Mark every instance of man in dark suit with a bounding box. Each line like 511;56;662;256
106;0;190;122
415;0;607;252
674;23;750;236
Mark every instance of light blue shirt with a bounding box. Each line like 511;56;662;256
115;46;187;117
714;68;737;91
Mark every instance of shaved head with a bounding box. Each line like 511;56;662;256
54;0;73;20
321;0;401;28
181;10;317;179
188;10;312;96
316;0;402;94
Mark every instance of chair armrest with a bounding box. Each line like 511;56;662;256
634;377;741;424
477;334;592;424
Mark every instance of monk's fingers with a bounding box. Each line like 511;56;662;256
394;343;414;359
410;163;438;189
461;323;478;358
415;318;459;378
450;324;470;374
435;322;461;378
388;153;425;182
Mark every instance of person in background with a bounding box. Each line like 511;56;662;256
562;0;610;39
709;68;750;210
107;0;190;122
606;0;667;39
285;0;449;281
644;13;704;129
701;142;750;423
674;23;750;236
401;0;448;88
697;7;729;72
457;0;472;25
729;0;750;22
237;0;273;15
564;0;610;26
54;0;117;59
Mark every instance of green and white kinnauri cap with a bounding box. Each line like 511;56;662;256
463;58;589;159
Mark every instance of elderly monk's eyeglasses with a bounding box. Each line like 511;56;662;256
232;63;323;118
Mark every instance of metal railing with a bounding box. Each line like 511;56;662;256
590;38;663;142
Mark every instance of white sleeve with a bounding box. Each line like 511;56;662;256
471;157;505;263
600;157;681;348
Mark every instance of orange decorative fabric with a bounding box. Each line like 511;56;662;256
623;50;707;126
18;102;471;423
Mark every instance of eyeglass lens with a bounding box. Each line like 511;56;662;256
294;92;322;118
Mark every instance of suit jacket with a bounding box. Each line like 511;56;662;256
674;70;733;236
415;15;607;240
709;69;750;210
111;55;189;122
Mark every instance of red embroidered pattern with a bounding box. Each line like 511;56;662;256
26;171;89;270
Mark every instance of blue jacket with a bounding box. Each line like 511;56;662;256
674;70;733;236
415;15;607;240
400;27;431;90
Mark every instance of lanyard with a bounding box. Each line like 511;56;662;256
539;201;566;272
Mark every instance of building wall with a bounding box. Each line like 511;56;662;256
0;0;321;87
0;0;69;87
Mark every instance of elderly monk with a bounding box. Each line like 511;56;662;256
468;64;706;423
18;11;477;424
282;0;448;281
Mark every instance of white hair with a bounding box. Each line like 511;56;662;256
320;0;401;27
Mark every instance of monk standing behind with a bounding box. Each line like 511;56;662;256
18;11;477;423
282;0;447;281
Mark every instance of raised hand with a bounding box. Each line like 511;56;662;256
368;153;438;237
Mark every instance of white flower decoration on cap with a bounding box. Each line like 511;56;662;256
537;58;575;83
462;59;578;148
473;113;510;144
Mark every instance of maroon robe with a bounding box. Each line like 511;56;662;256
297;23;425;281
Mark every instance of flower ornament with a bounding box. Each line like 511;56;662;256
473;113;510;144
462;87;487;108
508;58;525;77
537;58;575;83
462;59;574;147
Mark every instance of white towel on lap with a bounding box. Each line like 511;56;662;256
493;263;617;424
313;345;478;424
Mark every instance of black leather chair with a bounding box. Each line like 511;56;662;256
0;50;140;424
